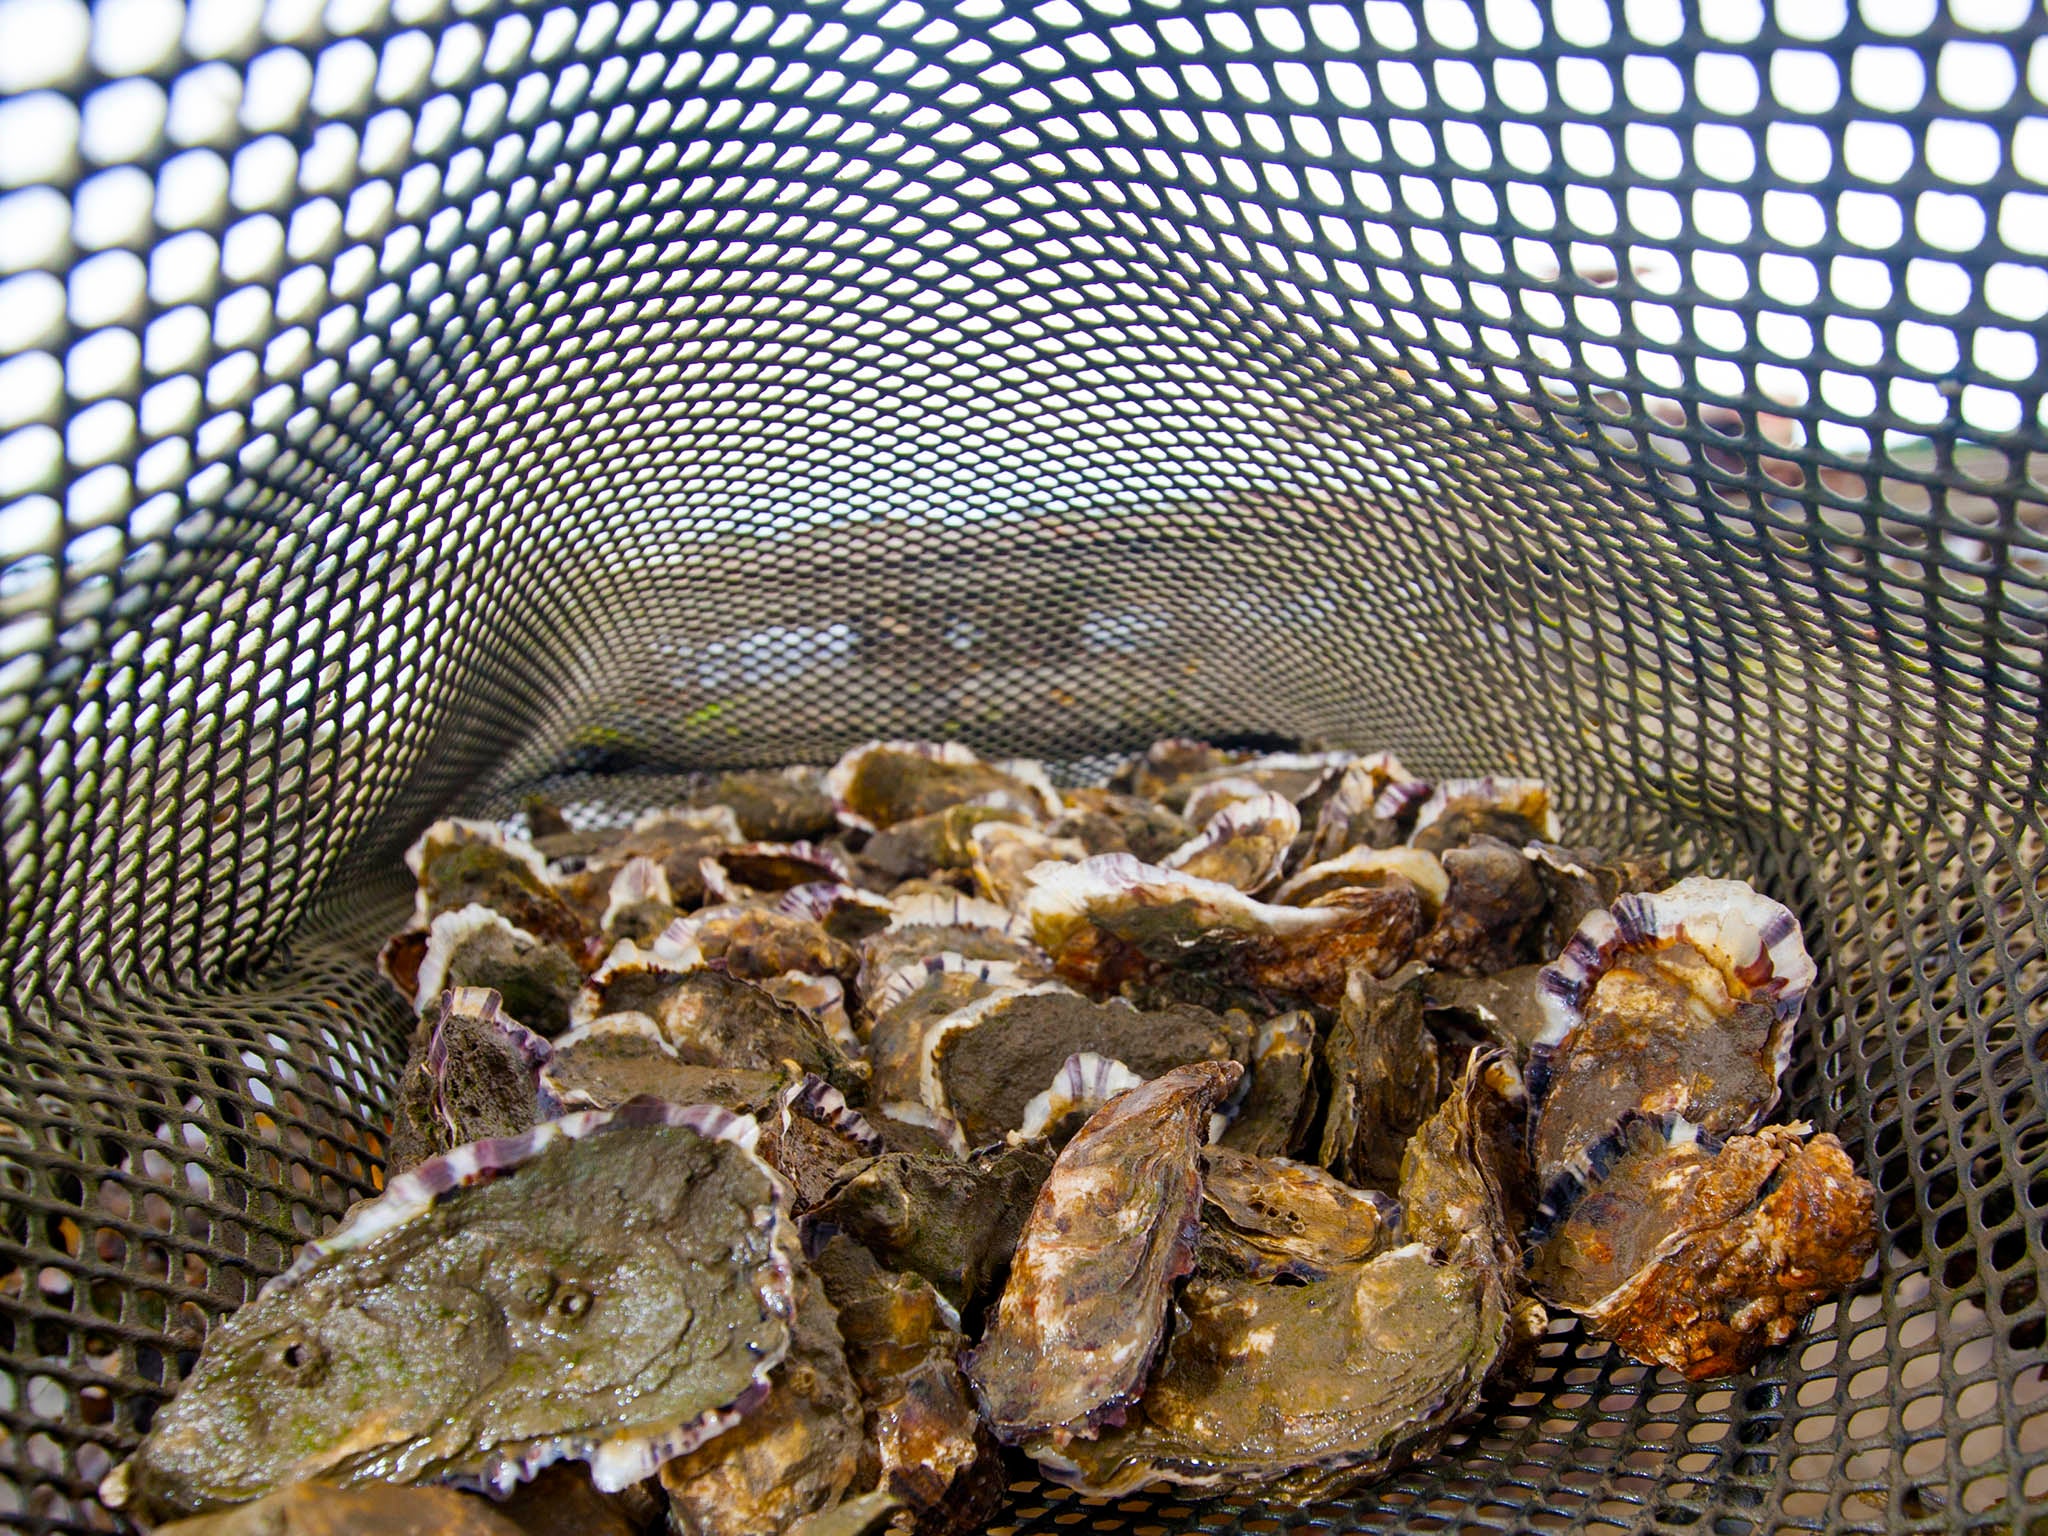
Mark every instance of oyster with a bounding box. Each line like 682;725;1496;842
1270;846;1448;911
919;986;1237;1146
1415;835;1549;976
151;1483;526;1535
811;1236;1004;1535
417;906;584;1036
861;803;1028;884
809;1139;1055;1317
759;1076;887;1212
786;1491;907;1536
410;820;597;963
599;856;677;945
1422;965;1553;1054
1218;1010;1318;1158
1015;1052;1146;1144
778;882;898;944
659;1266;867;1536
828;741;1061;831
522;793;574;842
863;955;1033;1105
967;820;1088;910
1050;787;1190;863
1025;854;1422;1009
966;1059;1242;1444
599;807;746;909
389;988;552;1176
662;907;855;982
1317;964;1441;1189
1409;776;1556;856
1398;1049;1532;1279
706;841;856;896
1197;1146;1398;1281
1159;790;1300;893
1530;1115;1876;1380
498;1463;662;1536
701;766;838;842
101;1103;798;1521
853;891;1046;1002
540;1015;787;1115
1037;1053;1523;1497
1525;841;1671;958
758;971;861;1057
1529;877;1816;1182
1113;738;1253;807
1303;753;1426;861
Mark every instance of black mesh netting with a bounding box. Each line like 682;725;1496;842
1;0;2045;1529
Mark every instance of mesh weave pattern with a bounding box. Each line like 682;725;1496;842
2;0;2046;1529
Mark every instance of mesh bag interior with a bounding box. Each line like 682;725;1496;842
3;0;2047;1530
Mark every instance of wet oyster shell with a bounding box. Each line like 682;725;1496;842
151;1482;527;1535
966;1059;1242;1444
1218;1010;1319;1159
701;766;839;843
919;987;1236;1146
1197;1146;1399;1281
1271;846;1448;912
598;856;676;945
707;841;856;895
659;1265;867;1536
1304;753;1425;861
1531;1116;1876;1380
1114;738;1254;807
1398;1049;1532;1282
101;1104;798;1520
778;883;898;944
1025;855;1422;1010
1015;1052;1147;1145
810;1236;1004;1536
1317;964;1442;1189
1421;965;1552;1055
861;803;1029;884
496;1462;660;1536
809;1139;1055;1317
661;907;855;983
1160;790;1300;893
967;820;1088;910
828;741;1061;831
1525;841;1670;960
418;906;584;1036
863;956;1034;1105
390;988;552;1176
758;1076;887;1212
540;1014;789;1115
1414;835;1549;976
412;829;598;964
1529;877;1815;1182
1050;787;1190;863
1409;776;1556;855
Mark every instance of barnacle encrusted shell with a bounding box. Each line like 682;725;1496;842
1015;1053;1148;1143
1529;1115;1876;1380
1528;877;1816;1181
1159;790;1300;893
389;987;552;1175
966;1059;1242;1445
1024;854;1422;1009
1270;846;1449;912
828;741;1062;832
416;905;584;1036
101;1104;798;1521
1218;1010;1319;1158
1409;776;1557;855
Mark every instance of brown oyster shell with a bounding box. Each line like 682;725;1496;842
1218;1010;1319;1159
1414;835;1549;976
152;1483;527;1535
1317;965;1442;1189
389;988;551;1176
1197;1146;1399;1281
965;1059;1242;1444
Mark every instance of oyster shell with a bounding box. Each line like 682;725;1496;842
1317;964;1442;1189
417;906;584;1036
777;882;898;944
1197;1146;1399;1281
1303;753;1426;861
759;1075;886;1212
540;1014;788;1115
1270;846;1448;912
1025;854;1422;1009
1398;1049;1532;1280
701;766;838;842
1529;877;1816;1182
967;820;1088;910
1050;787;1190;863
1015;1052;1147;1144
853;891;1045;1001
1114;738;1253;807
1530;1115;1876;1380
810;1236;1004;1535
1421;964;1553;1055
101;1104;798;1521
1415;835;1549;976
1179;775;1269;828
786;1491;907;1536
411;820;597;962
661;908;855;982
706;841;856;895
758;971;861;1057
810;1139;1056;1316
1409;776;1556;855
861;803;1029;884
919;987;1237;1146
660;1264;867;1536
966;1059;1242;1444
1159;790;1300;893
389;988;552;1176
1525;841;1671;959
1218;1010;1318;1158
150;1483;526;1535
863;955;1034;1105
599;807;746;909
828;741;1061;831
599;856;677;945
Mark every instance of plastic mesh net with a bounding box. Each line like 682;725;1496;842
2;0;2046;1529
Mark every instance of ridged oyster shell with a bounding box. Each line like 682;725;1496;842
389;988;551;1176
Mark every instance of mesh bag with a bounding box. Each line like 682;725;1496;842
3;0;2047;1530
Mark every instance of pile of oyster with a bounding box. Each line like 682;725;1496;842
103;740;1878;1534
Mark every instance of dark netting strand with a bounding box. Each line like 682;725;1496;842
0;0;2045;1529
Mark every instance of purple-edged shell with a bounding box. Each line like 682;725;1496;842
1015;1052;1148;1141
1303;753;1427;862
1528;877;1816;1181
759;1074;889;1212
775;882;897;942
1270;846;1448;912
1160;790;1300;894
966;1059;1242;1445
389;988;553;1175
101;1102;798;1521
416;905;584;1036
